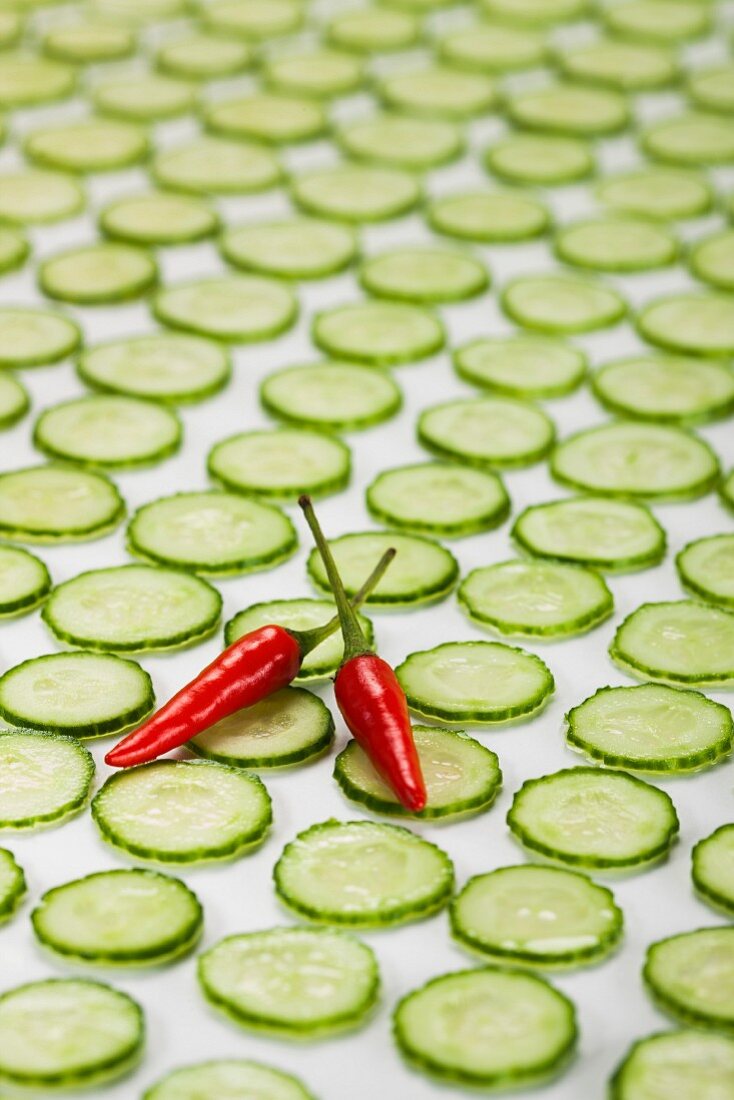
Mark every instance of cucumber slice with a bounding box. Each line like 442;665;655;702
592;354;734;424
307;531;459;607
34;395;181;469
0;464;124;542
723;469;734;514
0;226;28;275
260;361;401;432
93;760;271;863
692;825;734;916
225;598;374;682
377;66;496;119
480;0;589;21
90;0;187;20
394;967;576;1089
205;93;327;145
610;600;734;687
502;274;626;334
512;496;666;571
677;534;734;608
610;1029;734;1100
451;865;622;968
127;491;297;576
39;243;158;306
596;168;713;221
24;118;148;174
602;0;710;43
459;560;613;638
690;229;734;291
190;687;334;769
0;979;143;1091
507;83;629;136
360;246;489;304
555;217;679;273
152;138;281;196
550;422;719;500
439;22;546;73
0;373;28;430
313;301;445;366
688;64;734;114
207;429;350;500
199;927;378;1038
32;868;202;965
644;928;734;1031
0;545;50;617
508;767;679;869
291;164;420;223
0;51;74;107
100;192;218;247
0;169;84;225
274;819;454;927
78;333;230;405
0;729;94;830
43;564;221;652
144;1060;316;1100
427;190;549;243
42;23;136;63
642;113;734;166
0;848;25;923
153;276;297;343
334;725;501;821
220;218;357;280
93;74;195;122
638;292;734;356
566;683;733;772
418;396;554;468
0;11;21;49
484;134;594;186
0;307;80;368
202;0;303;39
557;39;678;91
396;640;554;723
336;114;463;171
366;462;510;538
454;334;586;398
326;7;419;52
264;48;364;98
156;33;253;79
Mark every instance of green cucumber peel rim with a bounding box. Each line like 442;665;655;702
0;848;25;923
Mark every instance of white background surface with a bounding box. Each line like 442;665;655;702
1;2;734;1097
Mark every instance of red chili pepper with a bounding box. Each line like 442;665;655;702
105;548;396;769
299;495;426;813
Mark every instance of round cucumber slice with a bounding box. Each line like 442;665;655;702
127;491;297;576
144;1060;316;1100
603;0;710;43
93;760;271;863
274;819;454;927
418;396;554;468
0;652;153;738
326;7;419;52
225;598;374;682
642;112;734;166
0;51;74;107
313;301;445;366
42;564;221;652
152;137;281;196
0;226;28;275
34;395;181;469
199;927;378;1038
264;47;364;98
692;825;734;916
360;246;489;304
508;767;679;869
156;33;253;79
638;292;734;356
688;64;734;114
611;600;734;687
0;373;28;430
207;429;350;500
0;307;80;368
42;22;136;63
291;164;420;223
78;333;230;405
39;243;157;305
677;534;734;608
307;531;459;607
592;354;734;424
481;0;589;21
93;74;195;122
394;967;576;1090
100;192;218;247
32;868;202;965
484;134;594;186
221;218;356;280
451;865;622;968
427;190;549;243
366;462;510;538
377;66;496;119
439;22;545;73
551;422;719;500
202;0;303;39
566;683;733;772
0;169;84;225
260;361;401;432
205;93;326;145
396;640;554;723
0;545;49;617
190;687;334;769
0;848;25;923
644;928;734;1031
555;217;678;272
507;83;629;136
0;979;142;1091
153;276;297;343
596;168;713;220
336;114;463;171
334;725;501;821
502;274;626;334
23;118;148;174
610;1029;734;1100
454;334;586;398
690;229;734;291
557;39;678;91
0;728;94;830
0;464;124;543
